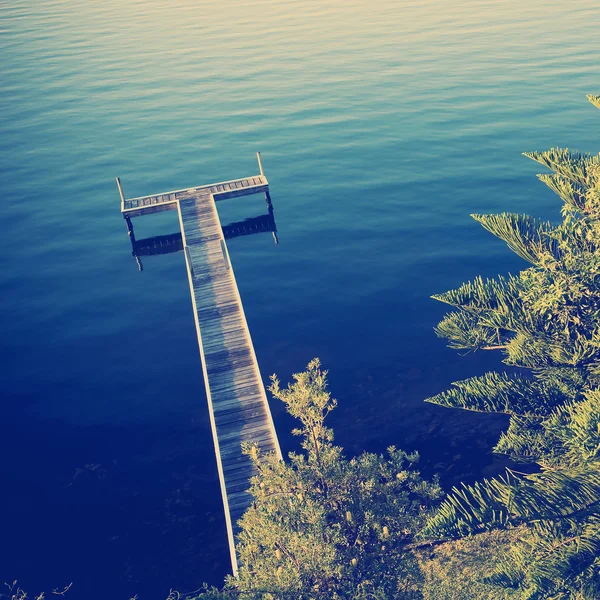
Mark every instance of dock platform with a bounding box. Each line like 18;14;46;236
117;154;282;575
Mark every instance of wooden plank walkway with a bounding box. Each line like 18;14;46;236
117;158;281;575
121;175;269;218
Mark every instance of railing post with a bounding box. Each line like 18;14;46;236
116;177;126;213
125;216;135;238
220;239;231;270
256;152;264;178
184;246;195;279
257;152;271;206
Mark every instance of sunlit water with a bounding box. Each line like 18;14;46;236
1;1;598;598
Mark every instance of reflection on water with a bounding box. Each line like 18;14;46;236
128;205;279;270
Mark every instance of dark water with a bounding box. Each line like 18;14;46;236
1;1;598;598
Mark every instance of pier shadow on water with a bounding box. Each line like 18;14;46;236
127;204;278;271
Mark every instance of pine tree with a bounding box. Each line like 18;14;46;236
424;95;600;598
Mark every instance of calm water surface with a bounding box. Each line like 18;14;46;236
1;1;599;598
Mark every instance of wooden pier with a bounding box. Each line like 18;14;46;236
117;154;282;575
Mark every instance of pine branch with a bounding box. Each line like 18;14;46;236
434;310;500;351
494;416;552;464
537;173;589;213
425;372;566;416
523;148;600;187
478;304;545;340
587;94;600;110
558;390;600;464
422;466;600;540
432;274;521;312
471;213;557;265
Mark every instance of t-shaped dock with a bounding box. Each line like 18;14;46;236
117;153;282;575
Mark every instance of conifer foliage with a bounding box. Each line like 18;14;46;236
211;359;442;600
424;95;600;598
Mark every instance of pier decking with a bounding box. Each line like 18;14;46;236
117;155;281;575
121;175;269;218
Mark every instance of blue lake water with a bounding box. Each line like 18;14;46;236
1;0;599;598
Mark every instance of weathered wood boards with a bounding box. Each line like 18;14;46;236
177;192;282;573
118;167;281;576
122;176;268;218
